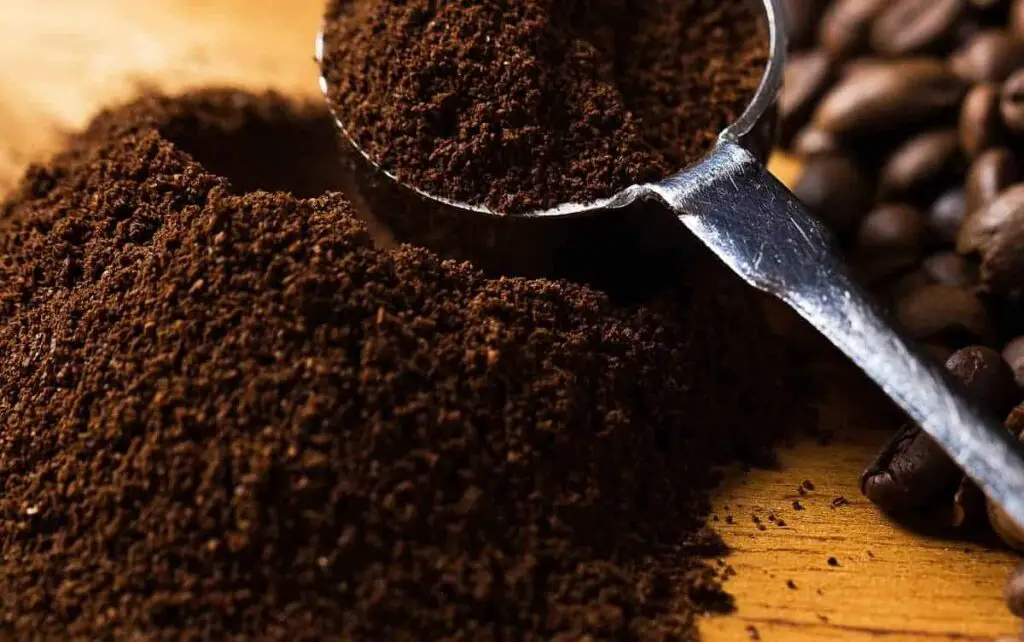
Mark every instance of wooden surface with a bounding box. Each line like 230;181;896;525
0;2;1020;640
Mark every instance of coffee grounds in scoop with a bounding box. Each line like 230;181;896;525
321;0;768;214
0;90;806;640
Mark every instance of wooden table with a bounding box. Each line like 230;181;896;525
0;2;1019;639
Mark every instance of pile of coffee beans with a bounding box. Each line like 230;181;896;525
321;0;768;213
782;0;1024;542
0;90;807;640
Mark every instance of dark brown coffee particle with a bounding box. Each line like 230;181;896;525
951;30;1024;84
960;82;1005;158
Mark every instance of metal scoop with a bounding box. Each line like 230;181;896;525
317;0;1024;529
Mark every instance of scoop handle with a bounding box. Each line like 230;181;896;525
657;140;1024;529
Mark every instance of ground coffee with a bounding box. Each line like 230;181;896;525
0;90;804;640
320;0;768;213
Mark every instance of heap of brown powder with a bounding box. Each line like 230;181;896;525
0;90;802;640
321;0;768;213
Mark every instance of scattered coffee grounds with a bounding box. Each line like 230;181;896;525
321;0;768;213
0;90;806;639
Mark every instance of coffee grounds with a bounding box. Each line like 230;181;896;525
0;90;803;640
321;0;768;214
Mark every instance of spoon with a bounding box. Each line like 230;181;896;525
316;0;1024;530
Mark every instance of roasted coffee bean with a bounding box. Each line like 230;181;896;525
1002;336;1024;389
950;30;1024;83
864;344;1014;516
856;204;927;256
780;51;835;144
960;83;1005;158
792;126;843;156
814;59;966;137
923;251;979;286
945;345;1021;415
861;423;963;515
783;0;829;51
960;182;1024;253
929;188;969;244
980;218;1024;295
959;184;1024;294
819;0;888;58
792;154;874;235
871;0;968;56
1001;68;1024;134
1005;561;1024;617
876;269;935;308
896;283;995;346
854;204;927;279
880;129;962;198
1013;0;1024;37
965;148;1020;217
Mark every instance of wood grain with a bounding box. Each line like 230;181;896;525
0;3;1020;640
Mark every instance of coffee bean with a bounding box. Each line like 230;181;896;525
880;129;962;199
945;345;1021;415
959;182;1024;253
854;204;927;279
864;344;1014;517
792;154;874;235
1000;68;1024;134
929;188;968;244
871;0;968;56
792;126;843;156
780;51;836;144
856;204;927;257
1005;561;1024;617
861;423;963;515
981;219;1024;295
965;148;1020;217
959;184;1024;294
923;251;979;286
1002;336;1024;389
896;283;995;346
950;30;1024;83
960;83;1005;158
876;269;935;308
814;59;966;137
819;0;888;58
783;0;830;51
1013;0;1024;37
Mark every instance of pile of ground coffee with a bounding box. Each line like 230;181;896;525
320;0;768;213
0;90;803;639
